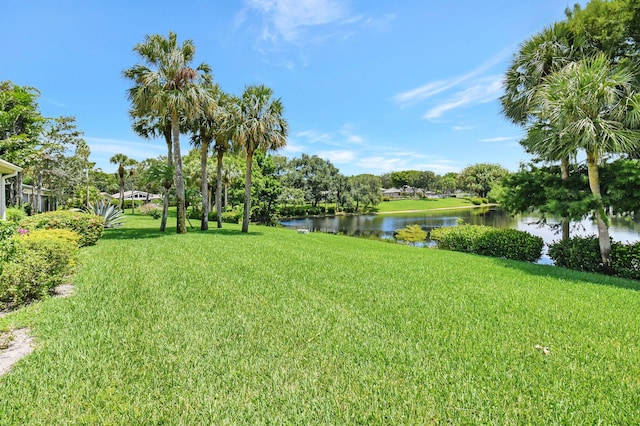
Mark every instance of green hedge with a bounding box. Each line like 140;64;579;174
431;225;543;262
20;211;105;247
548;236;640;280
0;229;79;310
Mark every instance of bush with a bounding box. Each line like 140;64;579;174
431;225;543;262
0;229;79;309
548;236;602;274
327;207;336;215
395;224;427;246
20;211;105;247
5;207;26;223
0;221;17;241
548;236;640;280
474;228;543;262
470;197;484;205
221;210;242;224
138;203;162;219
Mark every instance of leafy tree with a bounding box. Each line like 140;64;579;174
0;81;45;205
458;163;509;198
287;154;338;207
349;174;382;212
395;224;427;246
233;85;288;233
124;32;213;234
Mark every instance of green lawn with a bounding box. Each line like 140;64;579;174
374;197;476;213
1;215;640;423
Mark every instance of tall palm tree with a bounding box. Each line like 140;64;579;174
233;85;288;233
123;32;213;234
188;82;221;231
501;22;586;240
212;93;238;228
109;153;135;210
534;53;640;267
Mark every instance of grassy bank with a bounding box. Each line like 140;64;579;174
374;197;475;213
1;215;639;423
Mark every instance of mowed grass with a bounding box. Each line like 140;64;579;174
374;197;475;213
1;216;640;424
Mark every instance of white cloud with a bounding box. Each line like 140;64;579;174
242;0;351;43
422;75;503;120
85;137;166;160
393;49;508;107
316;149;356;164
480;136;514;142
452;125;476;131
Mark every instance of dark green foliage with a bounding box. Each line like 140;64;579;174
431;225;543;262
474;229;544;262
549;236;640;280
0;221;17;241
20;210;105;246
548;236;602;273
0;229;79;310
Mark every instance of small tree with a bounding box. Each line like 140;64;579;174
395;224;427;246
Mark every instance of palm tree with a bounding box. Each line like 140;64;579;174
188;82;221;231
233;85;288;233
501;22;585;240
123;32;213;234
130;114;174;231
109;153;135;210
212;93;238;228
534;53;640;267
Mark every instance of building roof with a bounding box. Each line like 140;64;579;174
0;158;22;175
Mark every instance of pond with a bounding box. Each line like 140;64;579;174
280;207;640;263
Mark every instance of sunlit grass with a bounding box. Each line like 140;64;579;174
0;215;639;423
374;197;476;213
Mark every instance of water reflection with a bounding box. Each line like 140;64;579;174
280;207;640;246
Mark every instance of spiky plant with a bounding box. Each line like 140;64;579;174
85;201;125;229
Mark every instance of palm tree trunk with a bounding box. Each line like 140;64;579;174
586;152;611;268
561;157;570;241
161;187;170;232
200;137;210;231
242;151;253;233
160;127;173;232
172;109;187;234
216;149;223;229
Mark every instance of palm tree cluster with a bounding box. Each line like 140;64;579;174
501;3;640;268
123;32;288;234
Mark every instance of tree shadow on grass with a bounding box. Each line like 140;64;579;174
489;257;640;292
101;226;262;241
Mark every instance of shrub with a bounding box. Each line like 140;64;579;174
431;225;543;262
138;203;162;219
0;229;79;309
470;197;483;205
327;207;336;215
0;221;17;241
474;228;543;262
5;207;26;223
395;224;427;246
548;237;640;280
20;211;105;247
431;225;492;253
221;210;242;224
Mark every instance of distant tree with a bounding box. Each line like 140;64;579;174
349;174;382;212
287;154;338;207
458;163;509;198
233;85;288;233
109;153;135;210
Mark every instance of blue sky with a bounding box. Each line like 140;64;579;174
2;1;584;176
